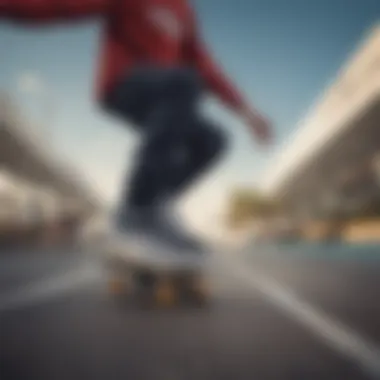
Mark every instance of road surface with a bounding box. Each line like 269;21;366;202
1;246;380;380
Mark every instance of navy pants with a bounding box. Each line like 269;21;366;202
103;67;227;209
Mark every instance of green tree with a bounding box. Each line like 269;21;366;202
226;189;282;229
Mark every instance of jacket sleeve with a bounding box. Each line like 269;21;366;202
182;11;246;112
0;0;112;23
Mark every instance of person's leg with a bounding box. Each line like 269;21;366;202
104;67;197;207
124;67;203;209
129;98;229;253
162;117;228;201
104;67;212;250
148;117;228;252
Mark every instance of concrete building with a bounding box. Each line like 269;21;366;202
0;93;103;247
0;93;100;216
262;24;380;225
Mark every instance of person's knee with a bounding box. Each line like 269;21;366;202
198;122;228;161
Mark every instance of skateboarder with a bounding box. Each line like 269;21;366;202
0;0;272;252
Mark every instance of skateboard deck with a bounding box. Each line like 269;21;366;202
104;229;210;308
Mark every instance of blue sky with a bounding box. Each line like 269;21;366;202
0;0;379;239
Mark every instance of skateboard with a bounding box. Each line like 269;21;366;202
104;231;210;308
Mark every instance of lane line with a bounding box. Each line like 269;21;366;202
229;258;380;378
3;251;380;378
0;264;99;313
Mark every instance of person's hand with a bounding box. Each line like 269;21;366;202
240;106;273;145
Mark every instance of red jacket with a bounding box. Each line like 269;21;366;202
0;0;245;110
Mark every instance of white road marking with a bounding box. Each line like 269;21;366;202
3;250;380;378
229;258;380;378
0;264;99;313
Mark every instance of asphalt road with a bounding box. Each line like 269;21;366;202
1;246;380;380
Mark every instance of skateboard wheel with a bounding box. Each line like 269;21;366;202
108;276;129;296
155;280;177;307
